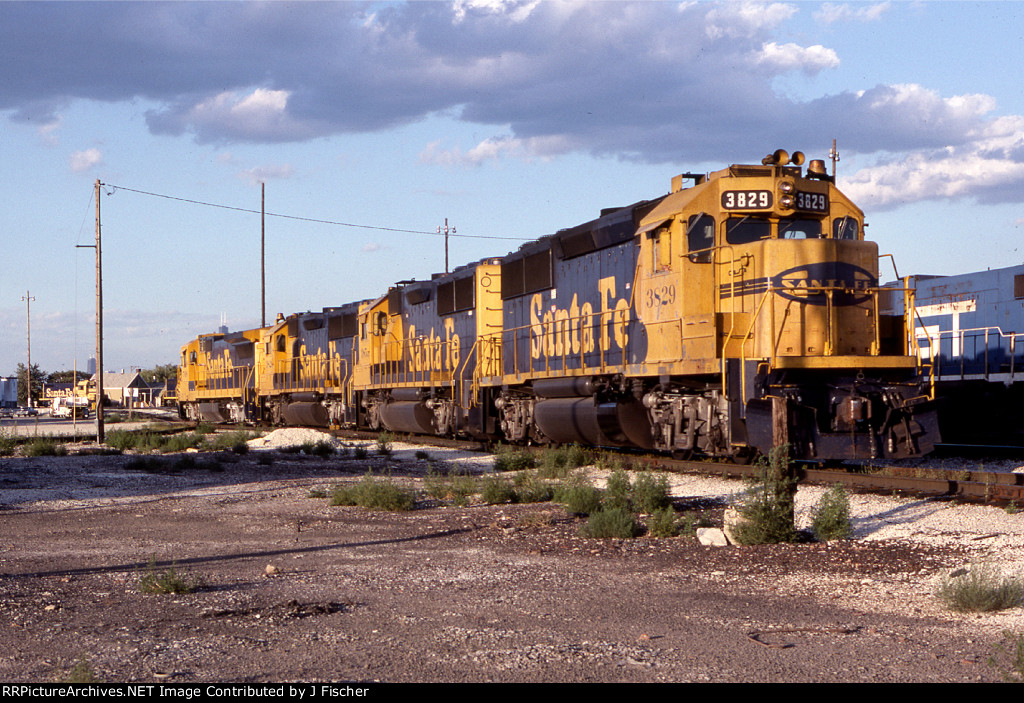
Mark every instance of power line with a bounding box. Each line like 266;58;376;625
100;182;531;241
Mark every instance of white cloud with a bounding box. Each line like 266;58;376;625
815;2;890;24
755;42;839;74
69;147;102;173
419;134;570;167
452;0;541;24
705;1;797;39
361;242;382;253
238;163;296;185
843;129;1024;209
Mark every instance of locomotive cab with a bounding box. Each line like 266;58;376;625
634;150;937;459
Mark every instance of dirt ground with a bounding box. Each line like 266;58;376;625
0;444;1018;683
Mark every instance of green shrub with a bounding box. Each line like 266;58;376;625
481;476;517;505
554;477;602;516
537;444;592;478
353;445;368;460
415;450;430;460
330;472;415;511
137;557;206;595
936;563;1024;613
160;432;207;453
630;472;671;513
60;657;101;684
647;507;679;538
989;631;1024;683
730;445;797;545
0;427;17;456
22;436;67;457
376;431;395;456
603;469;632;512
580;508;641;539
424;469;477;506
512;475;556;503
492;445;536;472
207;430;259;453
303;439;335;457
811;484;853;541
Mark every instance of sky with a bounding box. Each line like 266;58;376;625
3;0;1024;377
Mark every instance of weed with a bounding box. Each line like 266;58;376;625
554;475;602;516
603;469;632;512
160;432;208;453
376;431;395;456
0;427;17;456
730;444;797;545
492;444;536;472
580;508;641;539
512;475;555;503
330;472;415;511
1007;501;1020;515
307;488;327;499
481;476;517;505
207;430;260;453
303;439;335;457
424;469;477;506
630;472;671;513
415;450;430;460
137;557;206;595
647;507;680;538
256;453;275;466
811;484;853;541
60;657;101;684
537;444;592;479
676;513;698;536
595;451;626;472
989;631;1024;683
194;422;215;435
936;563;1024;613
124;456;165;472
22;436;68;457
353;445;368;460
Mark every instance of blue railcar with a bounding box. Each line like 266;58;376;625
884;264;1024;443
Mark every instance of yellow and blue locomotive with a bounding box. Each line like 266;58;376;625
178;150;937;460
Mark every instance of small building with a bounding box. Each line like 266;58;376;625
91;371;152;408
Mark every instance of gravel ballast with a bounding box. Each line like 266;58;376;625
0;436;1022;683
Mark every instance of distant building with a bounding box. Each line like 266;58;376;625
91;371;152;408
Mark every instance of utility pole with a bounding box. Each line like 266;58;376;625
829;138;840;180
76;181;104;442
261;182;266;328
437;218;455;274
21;291;34;407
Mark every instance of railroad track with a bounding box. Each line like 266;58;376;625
318;426;1024;506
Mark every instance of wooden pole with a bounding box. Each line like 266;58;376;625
261;182;266;328
21;291;34;407
95;179;104;444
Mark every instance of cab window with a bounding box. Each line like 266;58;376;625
725;217;770;245
686;213;715;263
652;226;672;272
779;218;822;239
833;217;859;240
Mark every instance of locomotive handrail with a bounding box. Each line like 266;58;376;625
913;322;1024;381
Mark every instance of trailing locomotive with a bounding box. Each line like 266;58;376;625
178;150;938;460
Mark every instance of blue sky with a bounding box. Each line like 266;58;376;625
3;0;1024;376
